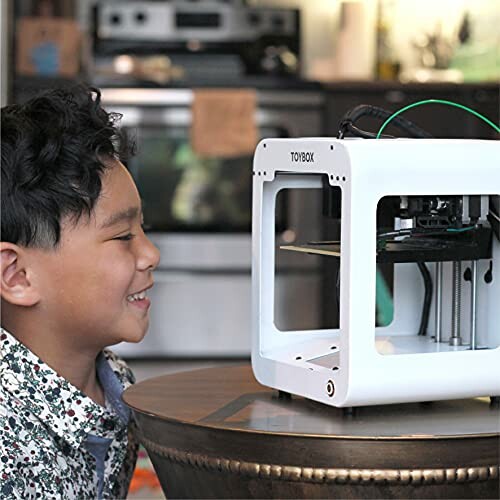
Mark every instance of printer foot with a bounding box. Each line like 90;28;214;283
278;390;292;400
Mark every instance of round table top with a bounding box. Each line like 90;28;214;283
123;364;500;439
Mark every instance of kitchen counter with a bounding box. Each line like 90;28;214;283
323;80;500;91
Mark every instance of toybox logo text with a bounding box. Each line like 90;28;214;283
290;151;314;163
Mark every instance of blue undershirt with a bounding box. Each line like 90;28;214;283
83;353;130;499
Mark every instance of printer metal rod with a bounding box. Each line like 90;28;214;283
470;260;478;350
434;262;443;343
449;261;463;346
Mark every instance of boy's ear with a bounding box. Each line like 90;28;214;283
0;243;40;306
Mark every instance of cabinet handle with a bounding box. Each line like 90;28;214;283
385;90;406;104
473;90;492;103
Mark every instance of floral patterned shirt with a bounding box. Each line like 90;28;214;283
0;328;138;499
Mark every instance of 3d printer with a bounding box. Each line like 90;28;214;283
251;127;500;407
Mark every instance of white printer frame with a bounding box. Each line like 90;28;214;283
252;138;500;407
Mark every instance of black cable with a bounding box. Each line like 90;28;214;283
338;104;434;139
342;121;394;139
417;262;433;336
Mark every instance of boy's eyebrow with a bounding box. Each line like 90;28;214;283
100;206;141;229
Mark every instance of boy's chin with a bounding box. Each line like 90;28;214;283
124;327;149;344
112;323;149;346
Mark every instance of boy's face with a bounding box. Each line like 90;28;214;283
30;160;160;351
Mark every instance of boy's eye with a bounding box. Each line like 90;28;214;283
114;233;135;241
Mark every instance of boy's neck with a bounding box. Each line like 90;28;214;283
47;347;106;407
3;317;106;407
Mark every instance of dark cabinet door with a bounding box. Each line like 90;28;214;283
465;87;500;138
326;84;499;139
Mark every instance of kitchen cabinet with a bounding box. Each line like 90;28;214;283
325;82;499;139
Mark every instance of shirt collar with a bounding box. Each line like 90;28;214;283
0;328;131;449
96;351;131;425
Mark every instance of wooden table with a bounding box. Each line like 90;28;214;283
123;364;500;499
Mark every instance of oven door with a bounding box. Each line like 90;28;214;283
105;89;323;269
126;122;287;233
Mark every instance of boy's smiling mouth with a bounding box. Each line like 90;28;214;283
126;284;153;310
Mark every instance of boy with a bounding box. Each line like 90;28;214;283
0;86;160;499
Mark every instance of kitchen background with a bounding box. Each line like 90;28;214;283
1;0;498;497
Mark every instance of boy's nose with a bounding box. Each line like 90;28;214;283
137;234;160;272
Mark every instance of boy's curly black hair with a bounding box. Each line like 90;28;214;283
1;85;134;248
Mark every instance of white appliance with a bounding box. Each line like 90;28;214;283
252;137;500;407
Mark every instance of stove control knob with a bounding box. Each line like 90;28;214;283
248;12;261;27
135;11;148;24
272;14;284;30
109;12;122;25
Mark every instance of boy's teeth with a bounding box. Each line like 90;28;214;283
127;291;147;302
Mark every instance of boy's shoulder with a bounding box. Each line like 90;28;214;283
0;348;137;498
0;393;77;498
